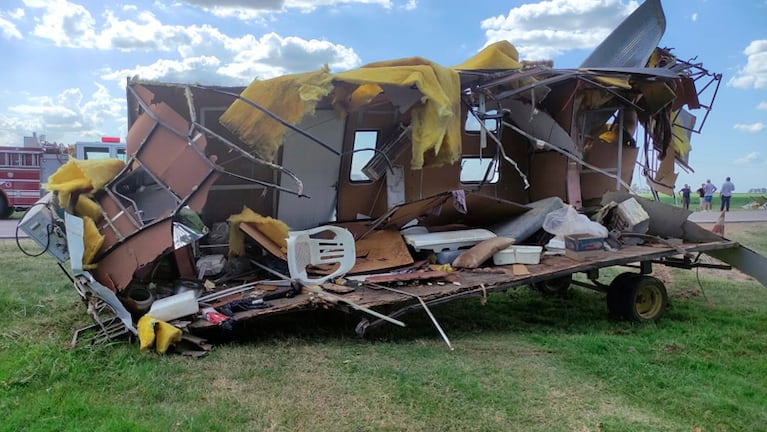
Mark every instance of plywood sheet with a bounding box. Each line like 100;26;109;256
348;229;414;274
240;222;288;260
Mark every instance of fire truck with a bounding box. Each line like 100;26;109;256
0;136;125;218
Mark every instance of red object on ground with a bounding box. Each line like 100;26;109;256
712;211;725;236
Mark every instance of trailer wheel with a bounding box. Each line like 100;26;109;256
533;274;572;296
607;274;668;322
0;196;10;219
606;272;639;319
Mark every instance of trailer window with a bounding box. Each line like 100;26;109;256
465;108;498;134
117;148;127;161
350;130;378;182
460;157;499;183
83;146;111;160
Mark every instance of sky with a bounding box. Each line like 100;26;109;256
1;0;765;192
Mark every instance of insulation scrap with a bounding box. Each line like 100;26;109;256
334;57;461;169
228;207;291;257
219;66;334;162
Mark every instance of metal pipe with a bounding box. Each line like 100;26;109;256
248;260;406;328
192;85;341;157
366;282;454;350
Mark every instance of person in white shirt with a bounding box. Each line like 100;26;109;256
720;177;735;212
703;179;717;211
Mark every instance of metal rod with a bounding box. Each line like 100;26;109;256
366;282;453;350
192;121;305;197
193;85;341;156
617;109;624;191
197;280;262;303
502;121;632;190
248;260;406;327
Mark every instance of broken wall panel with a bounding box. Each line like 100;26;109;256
95;84;221;291
336;103;461;221
580;141;638;204
527;151;568;203
95;172;220;291
126;81;280;225
336;105;402;220
277;109;345;230
495;130;533;203
422;192;530;228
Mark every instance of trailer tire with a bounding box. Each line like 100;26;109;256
606;272;639;319
533;274;572;296
608;274;668;322
0;195;11;219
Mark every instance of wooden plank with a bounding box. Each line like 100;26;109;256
349;229;414;274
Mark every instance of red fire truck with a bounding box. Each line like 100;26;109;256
0;137;125;218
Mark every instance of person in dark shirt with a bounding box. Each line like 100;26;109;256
696;183;705;210
679;184;691;210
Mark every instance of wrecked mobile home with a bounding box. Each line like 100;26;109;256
18;0;767;354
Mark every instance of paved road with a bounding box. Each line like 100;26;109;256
687;210;767;224
0;218;25;239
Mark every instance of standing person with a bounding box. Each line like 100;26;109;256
720;177;735;212
679;184;691;210
704;179;717;211
696;183;706;211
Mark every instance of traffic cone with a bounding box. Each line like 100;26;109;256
711;211;725;236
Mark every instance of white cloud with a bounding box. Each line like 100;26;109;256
734;152;766;165
26;0;99;47
480;0;639;60
0;16;22;39
758;101;767;110
691;12;698;22
734;122;765;133
9;8;25;19
728;39;767;89
0;85;126;145
102;32;361;86
103;56;227;86
22;2;361;84
25;1;205;52
180;0;393;19
403;0;417;11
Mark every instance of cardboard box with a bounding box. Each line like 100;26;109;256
613;198;650;234
565;248;605;261
564;234;605;252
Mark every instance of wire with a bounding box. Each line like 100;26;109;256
15;202;54;257
693;252;709;302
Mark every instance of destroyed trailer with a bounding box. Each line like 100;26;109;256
18;0;767;353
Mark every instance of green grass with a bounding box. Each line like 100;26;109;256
2;227;767;431
638;192;758;211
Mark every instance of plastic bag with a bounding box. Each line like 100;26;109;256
542;206;608;238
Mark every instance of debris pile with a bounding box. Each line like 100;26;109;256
17;0;767;355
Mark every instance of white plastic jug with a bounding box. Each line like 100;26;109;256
147;290;199;321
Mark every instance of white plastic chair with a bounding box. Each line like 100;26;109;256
287;225;356;285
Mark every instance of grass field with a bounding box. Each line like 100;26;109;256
1;224;767;431
638;192;760;211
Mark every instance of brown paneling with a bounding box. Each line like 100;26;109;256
580;142;638;203
528;151;568;202
460;127;531;204
337;107;400;220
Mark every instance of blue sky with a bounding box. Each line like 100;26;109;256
1;0;765;191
